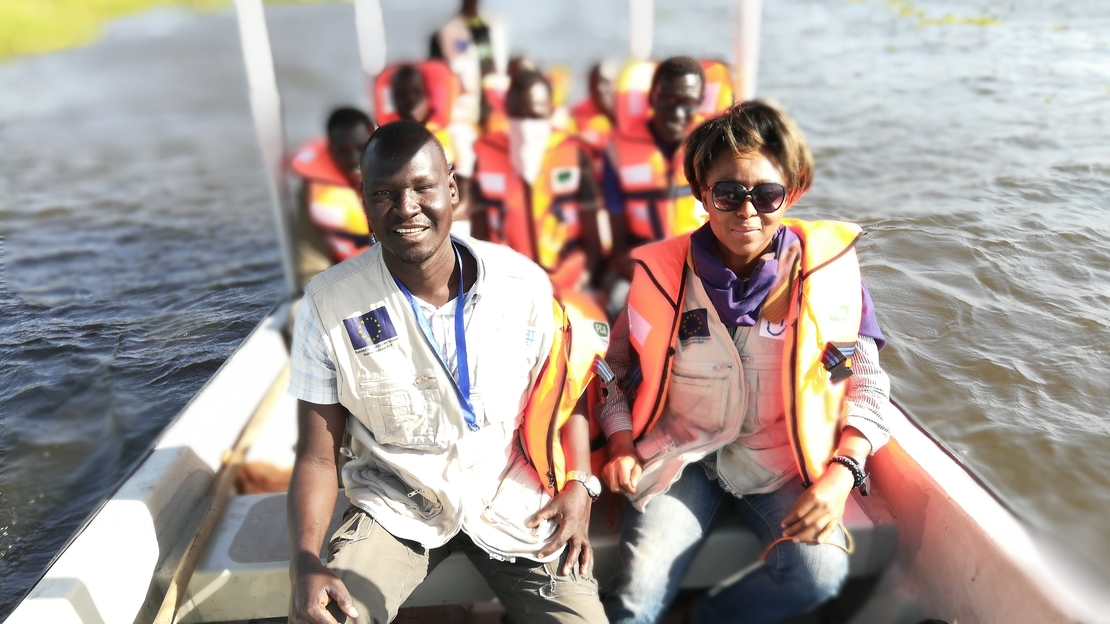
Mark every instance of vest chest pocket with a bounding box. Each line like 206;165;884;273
667;372;730;434
740;354;787;440
359;376;447;450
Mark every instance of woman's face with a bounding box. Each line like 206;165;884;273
700;151;790;275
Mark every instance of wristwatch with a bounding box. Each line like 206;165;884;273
565;470;602;500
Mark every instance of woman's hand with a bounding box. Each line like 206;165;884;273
601;430;642;495
780;463;855;543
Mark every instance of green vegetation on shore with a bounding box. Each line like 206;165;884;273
0;0;333;62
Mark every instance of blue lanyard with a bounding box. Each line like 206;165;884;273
393;245;478;432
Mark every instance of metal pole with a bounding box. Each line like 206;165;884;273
233;0;297;297
628;0;653;61
353;0;387;119
732;0;763;101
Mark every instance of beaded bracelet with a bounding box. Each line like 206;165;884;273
826;455;870;496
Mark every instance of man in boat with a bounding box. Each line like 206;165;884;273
388;63;474;233
287;120;608;624
430;0;507;128
290;107;375;289
601;56;707;313
570;60;618;157
471;69;604;294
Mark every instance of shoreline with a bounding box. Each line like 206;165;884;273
0;0;329;62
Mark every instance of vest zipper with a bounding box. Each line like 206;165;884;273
639;263;690;441
787;232;864;487
524;183;542;265
544;312;572;492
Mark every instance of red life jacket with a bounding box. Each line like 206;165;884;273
607;120;705;244
473;130;588;293
373;61;463;165
290;138;370;262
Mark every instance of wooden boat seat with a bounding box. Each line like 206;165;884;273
177;488;896;623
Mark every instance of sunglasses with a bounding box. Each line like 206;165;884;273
707;181;787;214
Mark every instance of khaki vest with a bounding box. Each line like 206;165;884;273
303;237;565;561
631;256;798;509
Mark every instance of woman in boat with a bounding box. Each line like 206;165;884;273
599;101;891;624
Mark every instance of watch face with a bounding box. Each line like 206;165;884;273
584;475;602;499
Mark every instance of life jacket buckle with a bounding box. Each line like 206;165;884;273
594;357;618;405
821;342;856;383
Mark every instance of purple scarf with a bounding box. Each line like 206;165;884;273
690;223;887;348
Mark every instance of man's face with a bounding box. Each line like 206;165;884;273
649;72;703;147
362;140;458;266
328;123;372;186
590;68;615;117
392;73;429;123
506;82;552;120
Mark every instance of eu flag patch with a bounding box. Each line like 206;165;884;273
678;309;711;342
343;307;397;349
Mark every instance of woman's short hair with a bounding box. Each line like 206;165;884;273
683;101;813;204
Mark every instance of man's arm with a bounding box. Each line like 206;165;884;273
287;400;359;624
528;396;595;575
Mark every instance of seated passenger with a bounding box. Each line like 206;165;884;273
570;60;618;155
290;106;374;289
385;63;473;231
599;102;891;624
472;70;603;294
430;0;508;128
287;120;608;624
603;57;708;279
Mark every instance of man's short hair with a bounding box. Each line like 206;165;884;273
508;69;551;98
683;101;814;203
362;120;446;170
326;106;374;136
391;65;424;89
649;56;706;97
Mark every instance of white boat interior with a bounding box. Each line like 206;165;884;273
11;305;1109;624
10;0;1109;621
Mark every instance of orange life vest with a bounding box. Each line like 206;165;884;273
608;120;705;243
570;99;614;154
521;295;609;494
623;219;865;485
290;138;371;262
473;130;588;293
613;59;735;136
374;61;461;163
481;73;510;136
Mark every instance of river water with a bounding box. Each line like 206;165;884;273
1;0;1108;615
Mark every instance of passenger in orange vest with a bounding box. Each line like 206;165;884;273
472;69;604;294
429;0;508;128
290;106;374;289
602;57;707;282
598;102;891;624
570;60;618;155
389;64;473;232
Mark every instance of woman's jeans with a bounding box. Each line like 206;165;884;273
603;467;849;624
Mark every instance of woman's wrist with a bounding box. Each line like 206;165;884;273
606;430;636;457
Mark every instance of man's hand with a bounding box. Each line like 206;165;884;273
601;430;642;495
781;464;855;543
527;483;594;576
289;552;359;624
